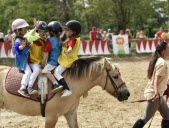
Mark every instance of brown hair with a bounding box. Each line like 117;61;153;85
147;41;168;79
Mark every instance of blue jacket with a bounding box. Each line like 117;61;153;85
13;38;29;71
47;36;62;66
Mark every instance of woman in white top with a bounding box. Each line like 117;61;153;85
133;41;169;128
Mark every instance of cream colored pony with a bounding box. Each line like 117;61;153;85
0;57;130;128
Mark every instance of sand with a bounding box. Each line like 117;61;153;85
1;56;169;128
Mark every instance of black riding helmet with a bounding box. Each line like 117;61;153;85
38;21;48;31
64;20;81;35
47;21;63;34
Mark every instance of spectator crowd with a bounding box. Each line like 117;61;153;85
0;29;15;44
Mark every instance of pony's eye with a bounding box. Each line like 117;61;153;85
113;75;119;79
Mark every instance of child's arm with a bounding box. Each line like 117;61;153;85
41;52;48;68
41;40;51;68
30;18;40;36
64;46;72;55
18;40;26;50
64;39;75;55
24;18;40;43
60;31;66;39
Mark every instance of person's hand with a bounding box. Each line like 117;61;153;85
33;18;40;29
62;41;67;45
41;63;45;69
148;92;159;100
64;50;69;55
19;40;26;50
64;46;72;55
41;60;46;69
21;40;26;47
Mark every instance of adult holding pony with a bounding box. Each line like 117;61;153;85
133;41;169;128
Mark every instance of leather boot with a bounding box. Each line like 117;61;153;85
132;119;145;128
161;119;169;128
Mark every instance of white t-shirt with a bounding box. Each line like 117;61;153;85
144;57;168;99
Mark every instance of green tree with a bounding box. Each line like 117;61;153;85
0;0;168;38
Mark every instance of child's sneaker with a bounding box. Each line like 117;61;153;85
28;88;38;95
51;84;63;93
61;89;72;98
18;89;30;98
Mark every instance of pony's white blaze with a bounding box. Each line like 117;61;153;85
0;57;130;128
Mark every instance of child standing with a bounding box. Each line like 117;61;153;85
53;20;81;97
12;18;30;97
132;42;169;128
24;19;48;95
41;21;63;92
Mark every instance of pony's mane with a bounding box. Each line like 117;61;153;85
65;56;104;79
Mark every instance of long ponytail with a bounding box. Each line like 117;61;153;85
147;52;159;79
147;42;167;79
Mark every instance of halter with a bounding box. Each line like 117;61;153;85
103;68;125;97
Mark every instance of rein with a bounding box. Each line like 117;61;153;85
103;68;125;97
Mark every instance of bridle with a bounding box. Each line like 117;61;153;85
103;68;125;97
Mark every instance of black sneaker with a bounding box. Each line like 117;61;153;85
18;89;30;98
28;88;38;95
51;84;63;93
19;70;25;74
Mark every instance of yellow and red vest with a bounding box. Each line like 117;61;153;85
58;37;80;68
29;39;44;64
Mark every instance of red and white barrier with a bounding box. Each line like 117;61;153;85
0;42;14;58
0;40;112;58
136;39;169;53
78;40;111;55
1;39;169;58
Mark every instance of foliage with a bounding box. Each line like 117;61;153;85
81;34;89;40
0;0;168;37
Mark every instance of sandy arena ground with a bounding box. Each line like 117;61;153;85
0;56;169;128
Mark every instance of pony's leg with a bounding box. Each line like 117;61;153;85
64;109;79;128
45;116;58;128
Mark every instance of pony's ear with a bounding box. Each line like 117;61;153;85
114;63;120;70
103;57;112;69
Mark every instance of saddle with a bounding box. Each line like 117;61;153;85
5;67;55;102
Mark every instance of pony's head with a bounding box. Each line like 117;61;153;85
65;56;130;101
102;58;130;101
